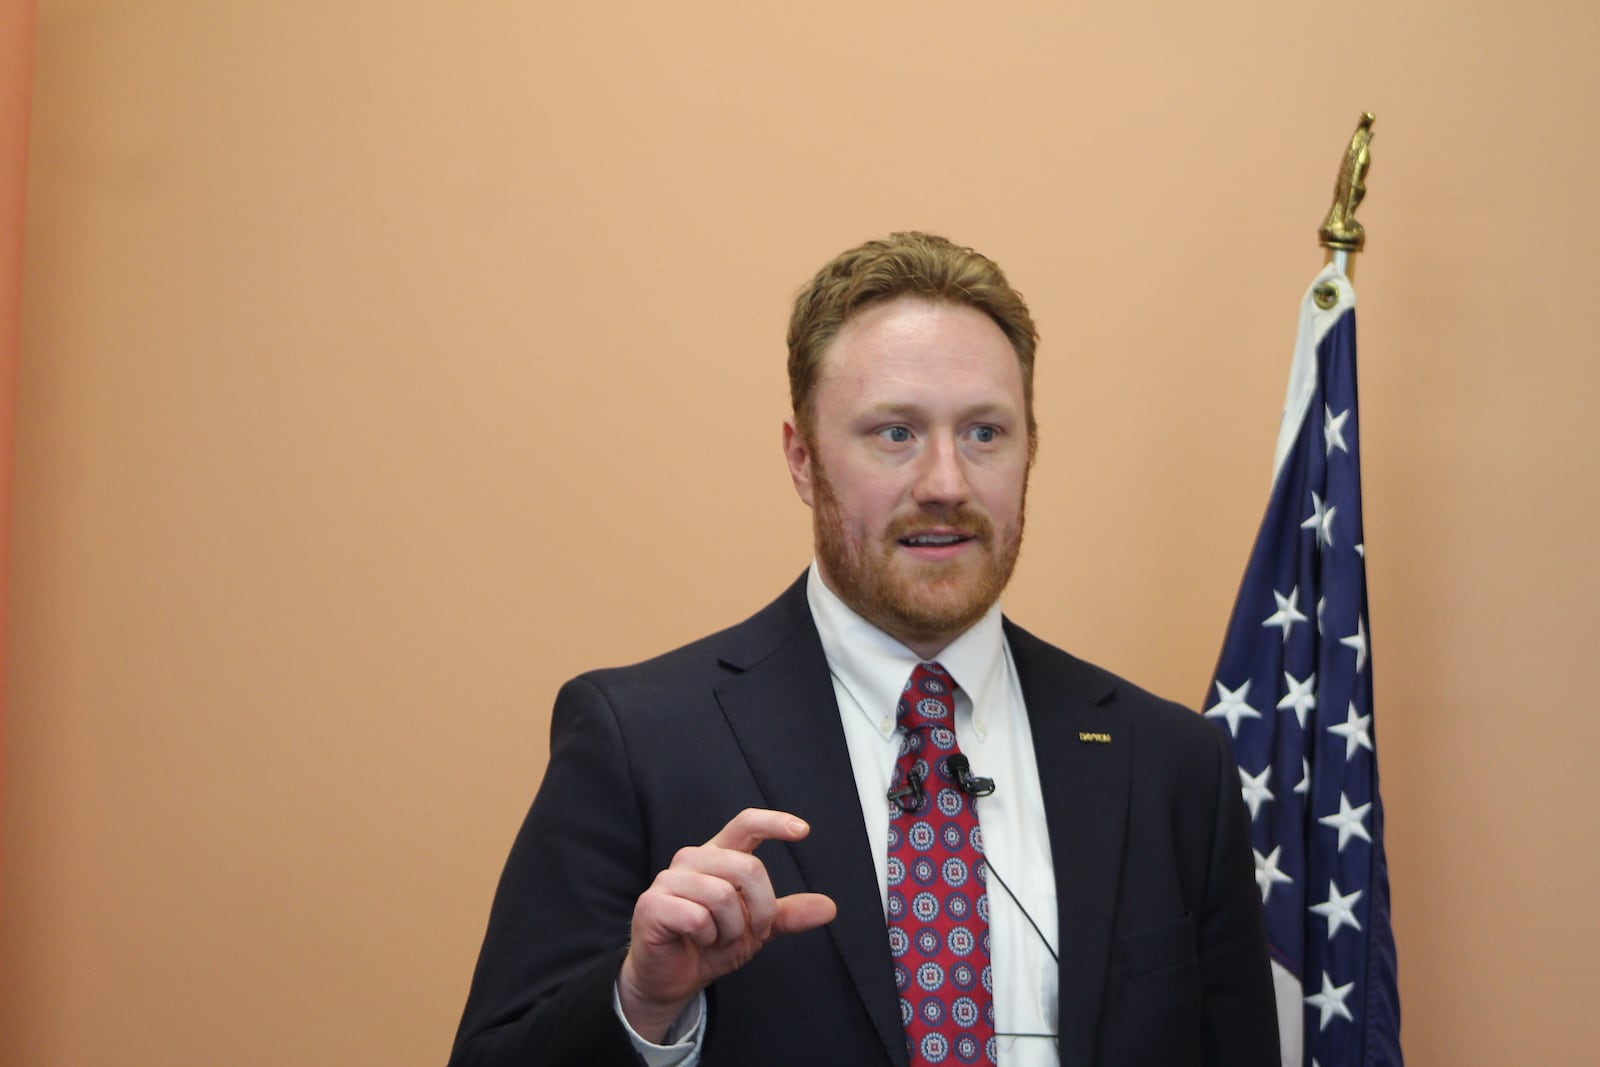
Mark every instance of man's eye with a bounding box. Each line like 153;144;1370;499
880;426;912;443
971;425;998;443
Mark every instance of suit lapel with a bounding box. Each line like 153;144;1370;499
713;580;907;1067
1007;622;1132;1067
708;586;1135;1067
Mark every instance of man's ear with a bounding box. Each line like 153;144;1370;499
782;419;815;508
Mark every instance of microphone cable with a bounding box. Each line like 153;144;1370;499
948;754;1060;1044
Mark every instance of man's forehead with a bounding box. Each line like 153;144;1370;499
818;300;1021;382
830;295;954;347
827;294;992;353
806;313;1025;436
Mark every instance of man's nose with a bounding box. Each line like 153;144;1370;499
911;436;970;508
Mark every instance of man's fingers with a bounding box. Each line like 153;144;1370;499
642;877;834;949
648;868;749;945
772;892;836;936
705;807;810;853
621;812;829;1040
636;877;724;947
665;845;780;939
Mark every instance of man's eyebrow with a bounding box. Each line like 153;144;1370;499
860;402;926;420
959;401;1019;420
859;400;1020;420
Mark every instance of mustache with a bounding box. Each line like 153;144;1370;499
886;508;994;543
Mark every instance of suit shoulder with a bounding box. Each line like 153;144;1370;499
1004;618;1224;755
1103;669;1217;748
564;575;815;703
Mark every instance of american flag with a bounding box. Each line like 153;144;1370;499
1203;265;1402;1066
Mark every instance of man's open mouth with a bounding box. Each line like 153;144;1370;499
898;532;973;547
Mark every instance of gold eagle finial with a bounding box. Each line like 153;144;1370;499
1319;113;1376;253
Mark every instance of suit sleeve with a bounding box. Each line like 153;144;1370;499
447;677;652;1067
1197;726;1282;1067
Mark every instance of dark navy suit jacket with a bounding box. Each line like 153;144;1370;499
448;576;1279;1067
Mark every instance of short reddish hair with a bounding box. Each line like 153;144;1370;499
787;232;1038;440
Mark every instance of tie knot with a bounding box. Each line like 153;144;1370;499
898;661;956;732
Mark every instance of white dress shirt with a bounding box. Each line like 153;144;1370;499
808;563;1060;1065
622;564;1061;1065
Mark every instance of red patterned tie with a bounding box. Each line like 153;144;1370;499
886;661;995;1066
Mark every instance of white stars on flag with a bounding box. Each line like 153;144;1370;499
1253;845;1293;903
1240;766;1274;820
1327;701;1374;761
1204;680;1262;736
1262;587;1309;643
1324;405;1350;455
1317;792;1373;851
1309;879;1364;940
1277;671;1317;729
1340;615;1368;673
1301;491;1336;548
1306;971;1355;1030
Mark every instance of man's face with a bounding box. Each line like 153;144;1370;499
783;296;1031;657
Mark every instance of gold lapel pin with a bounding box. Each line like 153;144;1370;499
1078;731;1112;744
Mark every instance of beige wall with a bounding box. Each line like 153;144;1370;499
0;0;33;799
4;3;1597;1064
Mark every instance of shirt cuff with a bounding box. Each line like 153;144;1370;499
612;983;706;1067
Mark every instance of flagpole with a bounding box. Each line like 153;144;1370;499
1319;113;1375;281
1203;109;1404;1065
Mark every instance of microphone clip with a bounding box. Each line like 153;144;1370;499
947;754;996;798
887;769;926;814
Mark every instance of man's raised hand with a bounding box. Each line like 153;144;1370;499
616;808;837;1042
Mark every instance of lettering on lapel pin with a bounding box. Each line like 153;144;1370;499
1078;731;1112;744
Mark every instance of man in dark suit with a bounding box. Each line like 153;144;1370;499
448;233;1278;1067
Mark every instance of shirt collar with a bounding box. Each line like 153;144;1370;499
806;561;1010;738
